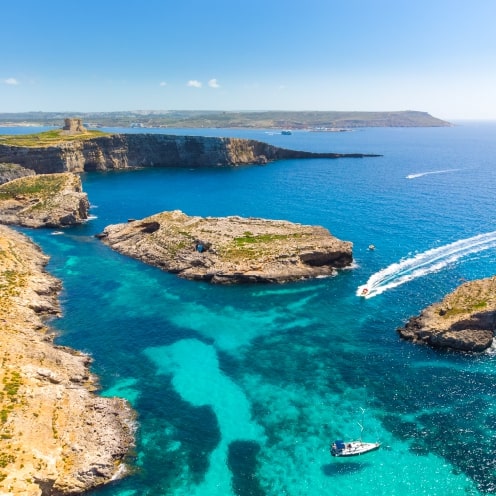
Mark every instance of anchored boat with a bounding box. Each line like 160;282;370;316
330;408;380;457
330;439;380;457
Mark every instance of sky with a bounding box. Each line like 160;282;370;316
1;0;496;120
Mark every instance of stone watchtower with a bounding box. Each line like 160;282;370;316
62;118;87;134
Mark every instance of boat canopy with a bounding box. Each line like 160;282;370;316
334;440;345;450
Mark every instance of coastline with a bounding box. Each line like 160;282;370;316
0;224;135;495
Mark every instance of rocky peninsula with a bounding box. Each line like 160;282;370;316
397;276;496;352
0;172;89;228
0;225;135;495
0;128;380;174
99;210;353;283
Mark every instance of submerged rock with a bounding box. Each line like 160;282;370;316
397;276;496;352
100;210;353;284
0;172;89;227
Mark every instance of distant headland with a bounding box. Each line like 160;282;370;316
0;110;451;129
0;123;381;175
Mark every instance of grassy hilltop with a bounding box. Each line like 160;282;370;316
0;129;108;147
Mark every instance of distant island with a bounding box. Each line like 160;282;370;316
0;110;450;129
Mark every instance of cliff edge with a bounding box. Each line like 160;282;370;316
0;172;89;228
99;210;353;284
397;276;496;352
0;132;380;174
0;225;135;495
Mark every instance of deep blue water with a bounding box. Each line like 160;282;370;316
6;122;496;494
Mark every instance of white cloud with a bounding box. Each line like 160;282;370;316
187;80;202;88
159;81;167;87
3;78;19;85
208;78;220;89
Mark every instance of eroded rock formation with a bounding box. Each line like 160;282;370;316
0;133;380;174
0;172;89;227
0;225;135;495
0;162;35;185
397;276;496;352
99;210;353;283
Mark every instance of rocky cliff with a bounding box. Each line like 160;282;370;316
0;225;135;495
0;133;380;174
0;162;35;185
0;172;89;228
397;276;496;352
99;210;353;284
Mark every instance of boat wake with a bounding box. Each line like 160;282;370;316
357;231;496;298
406;169;459;179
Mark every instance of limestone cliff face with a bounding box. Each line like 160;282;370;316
0;134;379;173
0;162;35;185
99;210;353;284
397;276;496;352
0;172;89;228
0;225;135;495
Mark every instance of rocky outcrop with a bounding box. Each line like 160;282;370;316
0;225;135;495
0;172;89;227
0;133;380;174
397;276;496;352
99;210;353;284
0;162;35;184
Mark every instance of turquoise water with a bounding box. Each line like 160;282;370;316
10;123;496;494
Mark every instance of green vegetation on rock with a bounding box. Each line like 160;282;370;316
0;174;66;199
0;129;109;147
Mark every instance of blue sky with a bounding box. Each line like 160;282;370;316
1;0;495;119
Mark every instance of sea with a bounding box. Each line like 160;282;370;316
4;122;496;495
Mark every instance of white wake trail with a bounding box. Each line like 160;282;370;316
357;231;496;298
406;169;460;179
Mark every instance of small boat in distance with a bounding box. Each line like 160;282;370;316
330;439;380;457
281;130;292;135
360;288;369;296
330;408;380;457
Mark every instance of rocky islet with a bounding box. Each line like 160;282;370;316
397;276;496;352
98;210;353;284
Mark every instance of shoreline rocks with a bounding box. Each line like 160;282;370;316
99;210;353;284
397;276;496;352
0;225;135;495
0;172;89;228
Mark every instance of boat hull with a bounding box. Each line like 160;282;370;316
331;441;380;457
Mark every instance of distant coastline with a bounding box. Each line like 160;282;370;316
0;110;451;129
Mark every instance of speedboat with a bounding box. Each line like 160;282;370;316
360;288;369;296
330;440;380;457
